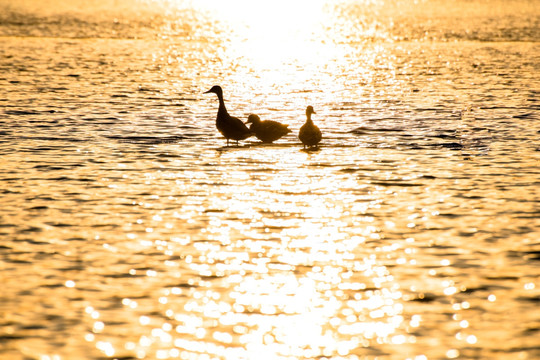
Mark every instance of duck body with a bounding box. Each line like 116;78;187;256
298;106;322;148
204;85;253;146
246;114;291;143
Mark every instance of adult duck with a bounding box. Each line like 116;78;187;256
246;114;291;143
204;85;253;146
298;106;322;149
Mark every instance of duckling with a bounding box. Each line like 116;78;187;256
298;105;322;149
246;114;291;143
204;85;253;146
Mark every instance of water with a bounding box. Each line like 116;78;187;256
1;0;539;359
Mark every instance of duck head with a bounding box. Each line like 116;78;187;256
306;105;316;119
246;114;261;125
204;85;223;96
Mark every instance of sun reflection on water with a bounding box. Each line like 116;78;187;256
160;256;407;359
99;194;415;359
81;147;422;359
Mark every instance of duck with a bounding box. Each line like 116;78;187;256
204;85;253;146
246;114;291;143
298;105;322;149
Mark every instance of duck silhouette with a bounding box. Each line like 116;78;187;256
204;85;253;146
246;114;291;143
298;106;322;149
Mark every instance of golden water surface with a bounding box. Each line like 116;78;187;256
1;0;539;359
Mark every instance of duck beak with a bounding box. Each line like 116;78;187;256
203;89;211;94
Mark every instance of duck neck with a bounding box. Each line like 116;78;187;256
216;92;229;117
306;113;313;123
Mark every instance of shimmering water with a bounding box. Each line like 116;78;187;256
1;1;539;359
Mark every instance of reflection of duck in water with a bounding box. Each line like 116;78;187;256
204;85;253;146
298;106;322;149
246;114;291;143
